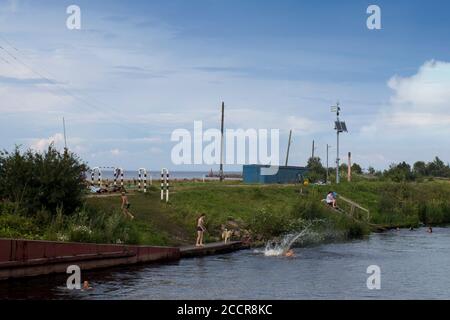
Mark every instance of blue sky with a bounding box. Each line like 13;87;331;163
0;0;449;171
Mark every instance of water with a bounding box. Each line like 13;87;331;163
87;170;241;180
262;222;321;256
1;227;450;300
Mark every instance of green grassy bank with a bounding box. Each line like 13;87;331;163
1;180;450;246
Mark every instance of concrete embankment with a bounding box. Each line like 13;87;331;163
0;239;246;280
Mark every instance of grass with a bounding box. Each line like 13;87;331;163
1;179;450;246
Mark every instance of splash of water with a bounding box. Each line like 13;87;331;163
261;221;322;257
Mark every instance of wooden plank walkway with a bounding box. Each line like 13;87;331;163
180;241;247;258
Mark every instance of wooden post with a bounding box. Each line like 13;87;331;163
219;102;225;182
348;152;352;182
285;130;292;166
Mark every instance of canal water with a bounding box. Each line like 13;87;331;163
1;227;449;299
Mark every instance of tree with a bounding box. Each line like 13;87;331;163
367;166;376;175
0;145;88;215
426;157;450;177
413;161;427;176
351;163;363;174
384;162;415;182
306;157;326;183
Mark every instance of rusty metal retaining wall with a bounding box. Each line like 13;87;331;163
0;238;180;280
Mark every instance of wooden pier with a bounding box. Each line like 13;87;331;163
180;241;247;258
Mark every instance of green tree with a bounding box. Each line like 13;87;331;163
0;146;88;215
306;157;326;183
384;162;415;182
426;157;450;177
413;161;427;176
351;163;363;174
367;166;376;175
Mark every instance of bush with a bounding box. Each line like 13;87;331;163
0;213;41;239
248;207;291;239
306;157;327;183
0;146;88;216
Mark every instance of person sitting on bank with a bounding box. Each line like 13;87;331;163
326;191;337;208
196;214;206;247
121;191;135;220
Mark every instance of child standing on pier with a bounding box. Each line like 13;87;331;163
196;214;206;247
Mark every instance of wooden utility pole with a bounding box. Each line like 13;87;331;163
63;117;68;152
311;140;315;159
348;152;352;182
219;102;225;182
326;144;331;183
285;130;292;166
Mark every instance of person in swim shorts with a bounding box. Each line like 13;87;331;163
121;191;135;219
196;214;206;247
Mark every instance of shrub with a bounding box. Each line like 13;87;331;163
0;146;88;216
248;207;291;239
0;213;41;239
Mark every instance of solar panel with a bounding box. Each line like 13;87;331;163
335;121;348;132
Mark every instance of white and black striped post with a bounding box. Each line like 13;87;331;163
160;171;164;200
113;168;124;188
144;171;147;193
138;168;148;193
161;168;169;202
91;167;102;187
138;171;141;191
166;170;169;202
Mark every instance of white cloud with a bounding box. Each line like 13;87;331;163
110;148;121;156
361;60;450;134
226;108;324;134
388;60;450;110
30;133;64;152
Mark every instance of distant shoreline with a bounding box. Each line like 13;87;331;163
85;170;243;181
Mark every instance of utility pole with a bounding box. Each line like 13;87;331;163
285;130;292;166
219;102;225;182
331;102;347;184
348;152;352;182
311;140;315;159
62;117;68;152
335;104;340;184
326;144;331;183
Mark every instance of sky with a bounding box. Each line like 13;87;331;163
0;0;449;172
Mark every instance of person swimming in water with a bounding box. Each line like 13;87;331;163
82;281;93;290
284;249;295;257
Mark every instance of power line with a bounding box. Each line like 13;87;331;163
0;35;155;136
